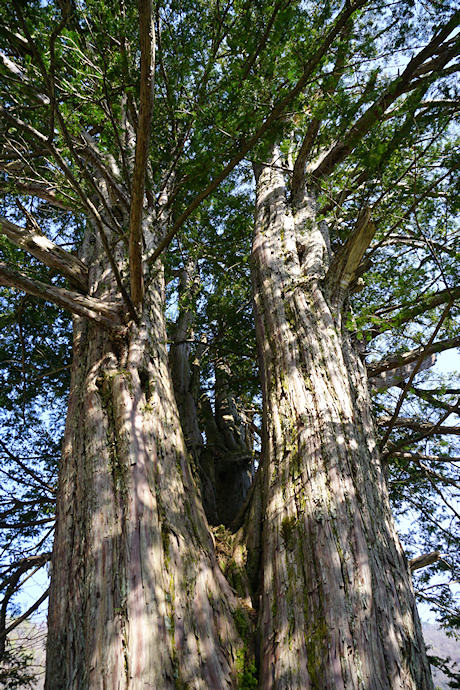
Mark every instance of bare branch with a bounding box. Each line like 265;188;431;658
0;263;125;335
0;216;88;291
368;354;436;391
0;439;56;493
367;334;460;379
409;551;441;572
0;552;50;662
0;553;51;589
324;207;376;310
0;588;49;643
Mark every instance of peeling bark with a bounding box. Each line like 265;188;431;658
250;150;434;689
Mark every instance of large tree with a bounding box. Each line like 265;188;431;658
0;0;459;687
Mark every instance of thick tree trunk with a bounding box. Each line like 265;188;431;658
45;226;245;688
168;267;253;526
251;154;434;689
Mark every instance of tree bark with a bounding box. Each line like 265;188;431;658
45;222;245;688
250;151;434;689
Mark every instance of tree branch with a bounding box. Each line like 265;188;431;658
0;49;49;105
146;0;369;269
368;354;436;391
239;0;289;82
0;104;138;321
0;181;73;211
291;118;321;199
379;234;457;257
409;551;441;572
367;334;460;379
389;451;460;463
0;216;88;291
0;552;50;662
324;206;376;310
379;299;455;449
378;417;460;435
312;13;460;179
0;439;56;493
0;588;49;646
129;0;155;305
0;263;125;335
365;285;460;339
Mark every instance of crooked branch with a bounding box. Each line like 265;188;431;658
0;263;124;335
0;216;88;291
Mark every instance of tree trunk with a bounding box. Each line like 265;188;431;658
45;225;245;688
168;267;253;526
250;153;434;689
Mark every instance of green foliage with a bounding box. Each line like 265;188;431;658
0;0;459;680
0;639;37;689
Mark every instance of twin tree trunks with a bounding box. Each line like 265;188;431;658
44;152;433;688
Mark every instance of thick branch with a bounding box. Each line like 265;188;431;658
129;0;155;305
409;552;441;572
0;263;124;334
291;118;321;199
0;216;88;291
368;354;436;391
378;417;460;435
324;207;376;310
367;334;460;379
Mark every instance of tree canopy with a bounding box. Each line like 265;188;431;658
0;0;459;685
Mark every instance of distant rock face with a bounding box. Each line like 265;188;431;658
423;622;460;690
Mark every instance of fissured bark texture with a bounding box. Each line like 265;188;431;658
45;226;244;689
251;154;433;689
